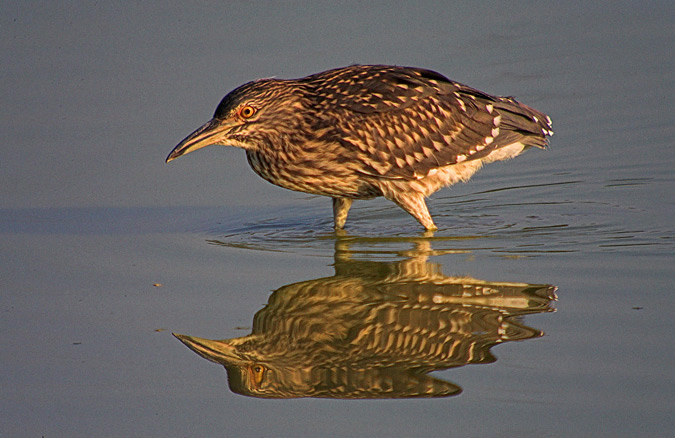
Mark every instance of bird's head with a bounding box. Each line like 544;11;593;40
166;79;306;163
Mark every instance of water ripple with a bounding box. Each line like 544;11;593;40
204;179;673;258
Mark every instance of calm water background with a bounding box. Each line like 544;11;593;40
2;2;673;437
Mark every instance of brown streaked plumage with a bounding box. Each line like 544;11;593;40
166;65;553;230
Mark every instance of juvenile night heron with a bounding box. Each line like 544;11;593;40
166;65;553;230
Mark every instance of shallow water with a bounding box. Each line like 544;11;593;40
2;2;674;437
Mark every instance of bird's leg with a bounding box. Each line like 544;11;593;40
389;194;438;231
332;197;353;229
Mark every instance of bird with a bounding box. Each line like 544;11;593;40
166;64;553;230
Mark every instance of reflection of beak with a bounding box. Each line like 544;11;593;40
165;118;236;163
173;333;244;365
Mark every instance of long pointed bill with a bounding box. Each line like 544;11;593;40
165;118;236;163
173;333;244;365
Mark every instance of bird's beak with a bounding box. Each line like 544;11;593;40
165;118;236;163
173;333;245;366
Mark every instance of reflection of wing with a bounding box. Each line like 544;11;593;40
176;249;556;399
257;276;554;369
307;65;553;179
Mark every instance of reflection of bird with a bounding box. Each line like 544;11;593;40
175;241;557;399
166;65;553;230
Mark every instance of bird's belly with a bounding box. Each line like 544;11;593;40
389;143;528;197
481;142;527;163
375;160;484;199
246;150;381;198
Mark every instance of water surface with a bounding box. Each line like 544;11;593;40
1;2;673;437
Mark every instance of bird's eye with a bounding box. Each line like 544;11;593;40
238;105;257;119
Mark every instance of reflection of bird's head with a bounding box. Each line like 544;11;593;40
173;334;278;396
174;333;462;399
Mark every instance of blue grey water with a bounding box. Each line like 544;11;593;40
1;2;673;437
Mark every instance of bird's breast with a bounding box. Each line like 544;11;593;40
245;149;381;198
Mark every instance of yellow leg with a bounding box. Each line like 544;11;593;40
332;197;353;229
390;193;437;231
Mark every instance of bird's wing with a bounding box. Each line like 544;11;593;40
312;66;553;180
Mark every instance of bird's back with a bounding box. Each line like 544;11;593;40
300;65;552;182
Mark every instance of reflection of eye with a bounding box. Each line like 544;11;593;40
239;105;256;119
250;364;265;387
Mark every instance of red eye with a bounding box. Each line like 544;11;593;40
239;105;256;119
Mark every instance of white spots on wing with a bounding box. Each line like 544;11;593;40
437;104;453;119
431;139;445;151
486;104;494;113
491;127;500;137
484;136;494;145
456;99;466;112
441;133;456;145
456;154;467;163
493;115;502;126
421;146;434;157
475;144;485;151
532;115;539;123
466;144;485;156
405;154;416;167
375;125;387;139
420;146;435;161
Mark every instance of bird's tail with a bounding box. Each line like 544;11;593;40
494;97;554;148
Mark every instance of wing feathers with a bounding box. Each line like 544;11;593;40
310;65;552;180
